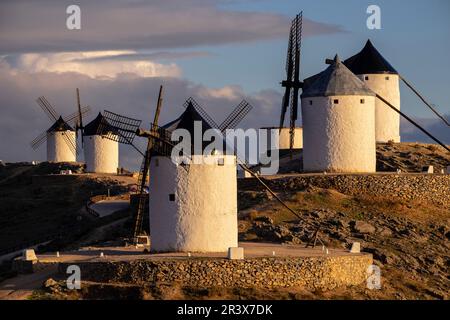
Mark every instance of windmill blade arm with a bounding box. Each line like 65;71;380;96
36;97;58;122
64;106;91;126
184;97;219;129
219;100;253;132
376;93;450;152
99;110;142;145
279;87;291;128
30;130;48;150
61;132;77;156
400;76;450;127
39;96;59;120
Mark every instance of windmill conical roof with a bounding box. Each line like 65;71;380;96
343;39;398;75
83;112;118;136
163;102;212;135
301;55;375;98
162;101;217;155
47;116;74;132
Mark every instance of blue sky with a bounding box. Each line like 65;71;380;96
0;0;448;165
179;0;450;118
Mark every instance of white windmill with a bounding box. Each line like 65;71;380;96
30;90;90;163
301;55;377;173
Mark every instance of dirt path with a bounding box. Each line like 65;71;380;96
0;265;57;300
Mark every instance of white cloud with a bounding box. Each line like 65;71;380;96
0;0;345;54
5;51;181;79
197;85;243;100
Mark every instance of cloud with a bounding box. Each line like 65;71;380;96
2;51;181;79
73;51;214;62
197;85;244;100
0;65;281;170
0;0;345;54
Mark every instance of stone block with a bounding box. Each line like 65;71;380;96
228;247;244;260
23;249;37;261
350;242;361;253
135;235;150;247
422;166;434;174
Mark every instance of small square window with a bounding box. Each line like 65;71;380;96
169;194;175;201
309;100;313;105
217;158;224;166
333;99;339;104
365;76;369;80
360;99;365;104
385;76;390;80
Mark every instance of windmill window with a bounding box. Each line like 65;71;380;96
333;99;339;104
217;158;225;166
385;76;390;80
169;194;175;201
365;76;369;80
309;100;313;105
360;99;365;104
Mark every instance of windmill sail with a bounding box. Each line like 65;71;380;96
280;12;303;153
31;96;79;156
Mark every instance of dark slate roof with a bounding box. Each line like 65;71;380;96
163;102;212;135
301;55;375;98
343;39;398;75
162;102;218;154
83;112;118;136
47;116;74;132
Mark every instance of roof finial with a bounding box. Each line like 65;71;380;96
334;54;341;64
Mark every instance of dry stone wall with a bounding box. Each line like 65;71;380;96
58;254;372;291
239;174;449;205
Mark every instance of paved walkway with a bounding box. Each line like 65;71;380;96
37;242;367;264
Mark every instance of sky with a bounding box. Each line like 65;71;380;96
0;0;449;170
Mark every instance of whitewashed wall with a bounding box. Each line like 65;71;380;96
260;127;303;150
356;74;400;142
46;131;76;162
149;155;238;252
84;135;119;173
301;95;376;173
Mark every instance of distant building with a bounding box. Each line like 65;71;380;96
301;55;376;173
259;127;303;151
344;40;401;143
46;116;76;162
83;112;119;173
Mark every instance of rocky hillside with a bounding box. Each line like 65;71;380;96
376;142;449;172
272;142;449;174
0;162;135;254
236;181;449;299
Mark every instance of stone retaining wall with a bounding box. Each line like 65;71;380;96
239;174;449;205
58;254;372;291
